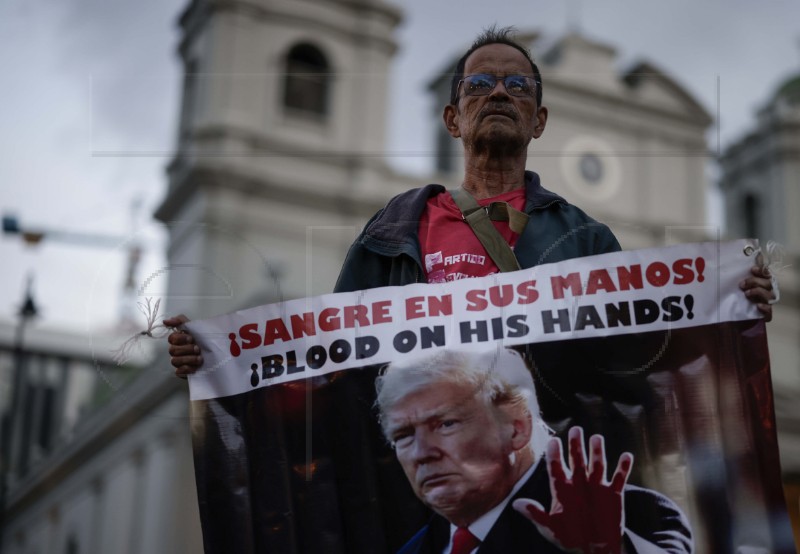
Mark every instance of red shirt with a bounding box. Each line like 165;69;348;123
418;188;526;283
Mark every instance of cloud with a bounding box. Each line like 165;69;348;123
50;0;185;154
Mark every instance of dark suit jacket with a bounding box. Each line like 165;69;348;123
396;462;693;554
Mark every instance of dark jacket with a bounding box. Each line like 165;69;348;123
333;171;620;293
397;461;693;554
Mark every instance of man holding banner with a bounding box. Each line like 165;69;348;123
161;24;791;554
376;348;693;554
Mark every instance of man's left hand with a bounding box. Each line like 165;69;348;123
740;265;775;322
513;426;633;554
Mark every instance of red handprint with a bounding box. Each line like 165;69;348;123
513;426;634;554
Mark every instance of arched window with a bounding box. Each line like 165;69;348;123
283;43;330;118
743;194;759;238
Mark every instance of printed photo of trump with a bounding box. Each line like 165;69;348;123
375;348;694;554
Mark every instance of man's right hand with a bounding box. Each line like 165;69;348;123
164;314;203;377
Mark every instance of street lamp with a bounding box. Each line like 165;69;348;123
0;274;39;548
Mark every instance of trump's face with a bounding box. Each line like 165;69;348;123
385;380;518;525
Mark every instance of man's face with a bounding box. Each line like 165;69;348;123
444;43;547;157
385;380;517;525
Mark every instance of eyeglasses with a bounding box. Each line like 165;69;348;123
458;73;538;98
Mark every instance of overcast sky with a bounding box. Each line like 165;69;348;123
1;0;798;334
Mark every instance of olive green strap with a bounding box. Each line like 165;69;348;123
449;188;529;272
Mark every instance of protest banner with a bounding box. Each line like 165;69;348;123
186;240;795;553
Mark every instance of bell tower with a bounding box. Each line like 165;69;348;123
155;0;403;318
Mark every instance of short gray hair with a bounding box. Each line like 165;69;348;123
374;347;551;458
